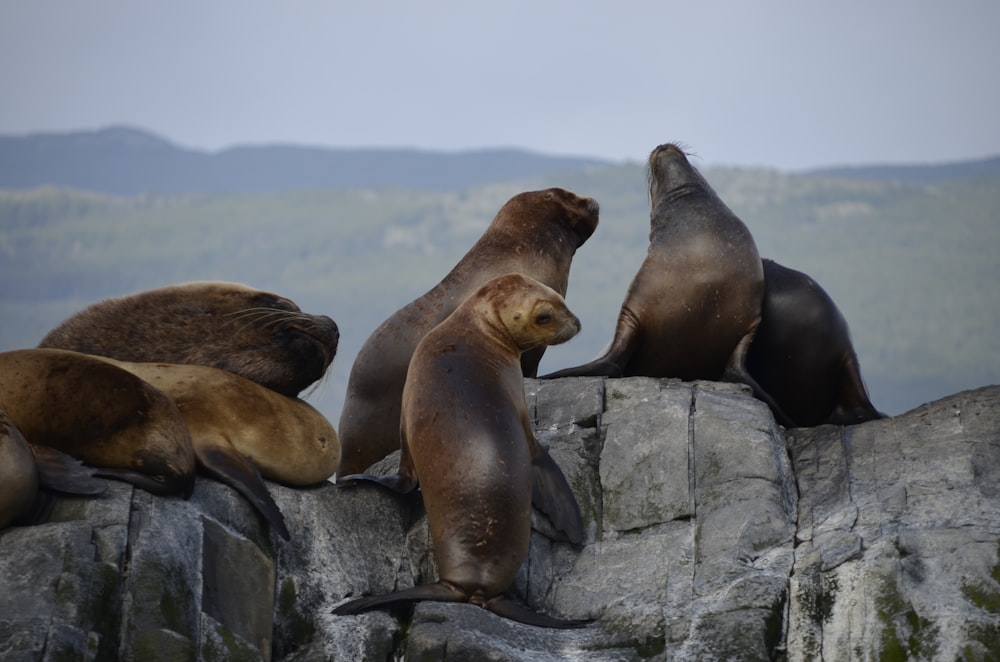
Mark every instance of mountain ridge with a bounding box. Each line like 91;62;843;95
3;125;999;194
0;126;610;195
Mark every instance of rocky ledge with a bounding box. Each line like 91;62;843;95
1;378;998;661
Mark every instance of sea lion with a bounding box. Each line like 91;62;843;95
100;358;341;540
746;258;886;426
541;143;792;425
338;187;599;476
1;409;107;530
0;410;37;529
335;274;587;628
0;349;196;496
39;281;338;397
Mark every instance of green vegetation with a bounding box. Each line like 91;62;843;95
2;162;998;427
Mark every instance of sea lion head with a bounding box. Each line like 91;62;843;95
646;142;713;204
481;274;581;351
40;282;339;397
497;188;600;249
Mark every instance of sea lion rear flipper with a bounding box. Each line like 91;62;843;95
333;581;466;615
529;444;584;545
336;472;419;494
826;352;887;425
485;594;591;629
721;329;798;428
336;438;419;494
29;444;107;495
194;441;290;541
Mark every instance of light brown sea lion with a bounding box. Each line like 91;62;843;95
338;187;599;477
335;274;587;628
541;143;792;426
747;258;886;427
39;281;338;397
100;358;341;540
0;349;196;496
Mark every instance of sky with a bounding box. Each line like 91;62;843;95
1;0;999;171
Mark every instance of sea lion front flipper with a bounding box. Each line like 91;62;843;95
194;440;290;541
333;581;466;615
29;444;107;495
485;594;591;629
528;442;584;545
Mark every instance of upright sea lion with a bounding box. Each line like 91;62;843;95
542;143;791;425
747;259;886;426
335;274;587;628
0;349;196;496
101;358;341;540
338;187;599;476
39;281;338;397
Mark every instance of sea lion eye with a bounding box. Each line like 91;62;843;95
535;313;552;325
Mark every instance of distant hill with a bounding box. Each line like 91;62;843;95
0;126;610;194
807;155;1000;184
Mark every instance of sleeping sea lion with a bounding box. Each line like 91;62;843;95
0;349;196;496
39;281;338;397
102;358;341;540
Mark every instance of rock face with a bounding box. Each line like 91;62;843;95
1;378;998;661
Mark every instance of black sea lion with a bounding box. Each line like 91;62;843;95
100;358;341;540
338;187;599;477
335;274;587;628
747;258;886;427
541;143;792;425
39;281;338;397
0;349;196;496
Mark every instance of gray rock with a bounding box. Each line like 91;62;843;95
1;379;997;661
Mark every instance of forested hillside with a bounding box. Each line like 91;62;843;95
2;134;998;427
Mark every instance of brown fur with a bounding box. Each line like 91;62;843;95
0;410;38;529
0;349;196;496
335;275;586;628
39;281;338;397
543;144;793;425
338;188;599;477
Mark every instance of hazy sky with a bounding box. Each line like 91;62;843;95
2;0;998;170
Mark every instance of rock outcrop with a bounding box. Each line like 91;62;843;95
1;378;998;661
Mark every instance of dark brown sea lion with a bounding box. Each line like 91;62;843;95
102;358;341;540
747;258;886;426
0;349;196;496
338;187;599;477
39;281;338;397
541;143;792;425
335;274;587;628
